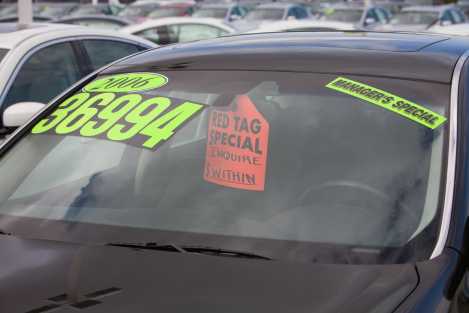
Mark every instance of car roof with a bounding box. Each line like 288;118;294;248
0;22;155;50
120;17;236;33
402;5;454;12
247;20;356;33
103;32;469;84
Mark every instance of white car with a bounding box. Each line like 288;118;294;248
0;23;156;132
120;17;237;45
246;19;355;33
377;5;466;32
429;22;469;35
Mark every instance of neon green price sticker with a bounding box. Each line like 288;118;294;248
83;73;168;93
326;77;447;129
31;92;205;150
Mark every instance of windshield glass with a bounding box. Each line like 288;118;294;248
193;8;228;18
0;71;449;265
246;8;284;21
391;11;439;25
322;8;363;23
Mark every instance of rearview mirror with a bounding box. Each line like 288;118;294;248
3;102;46;128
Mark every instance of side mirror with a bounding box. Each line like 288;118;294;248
365;17;377;26
3;102;46;128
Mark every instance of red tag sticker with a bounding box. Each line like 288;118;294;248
204;95;269;191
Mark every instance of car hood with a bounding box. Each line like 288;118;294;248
0;236;418;313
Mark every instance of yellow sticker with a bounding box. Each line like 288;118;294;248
326;77;447;129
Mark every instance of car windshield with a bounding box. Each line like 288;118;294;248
148;7;188;18
246;8;284;21
0;71;449;265
193;8;228;18
391;11;439;25
322;8;363;23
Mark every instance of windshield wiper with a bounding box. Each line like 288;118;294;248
0;229;11;235
107;242;271;261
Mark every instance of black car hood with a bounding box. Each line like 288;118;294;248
0;236;418;313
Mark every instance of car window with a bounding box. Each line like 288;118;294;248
450;9;465;23
231;6;241;17
441;9;454;23
294;7;309;19
3;42;81;110
137;26;177;45
375;8;388;23
82;40;144;71
172;23;227;43
365;9;379;24
0;71;449;264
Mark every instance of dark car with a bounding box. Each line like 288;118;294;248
0;32;468;313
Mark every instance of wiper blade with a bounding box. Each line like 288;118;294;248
107;242;271;260
0;229;11;235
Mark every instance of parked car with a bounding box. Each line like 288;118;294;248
430;22;469;35
247;19;355;33
0;31;469;313
67;3;122;16
117;1;161;23
193;3;249;22
54;15;130;30
0;23;155;134
244;3;311;21
234;3;311;31
319;4;391;30
457;0;469;19
34;2;79;19
121;17;236;45
146;3;195;19
378;5;466;32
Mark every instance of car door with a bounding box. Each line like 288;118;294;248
1;41;82;125
80;39;148;73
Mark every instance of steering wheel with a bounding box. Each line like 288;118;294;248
297;180;421;245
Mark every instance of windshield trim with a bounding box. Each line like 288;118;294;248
430;50;467;259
